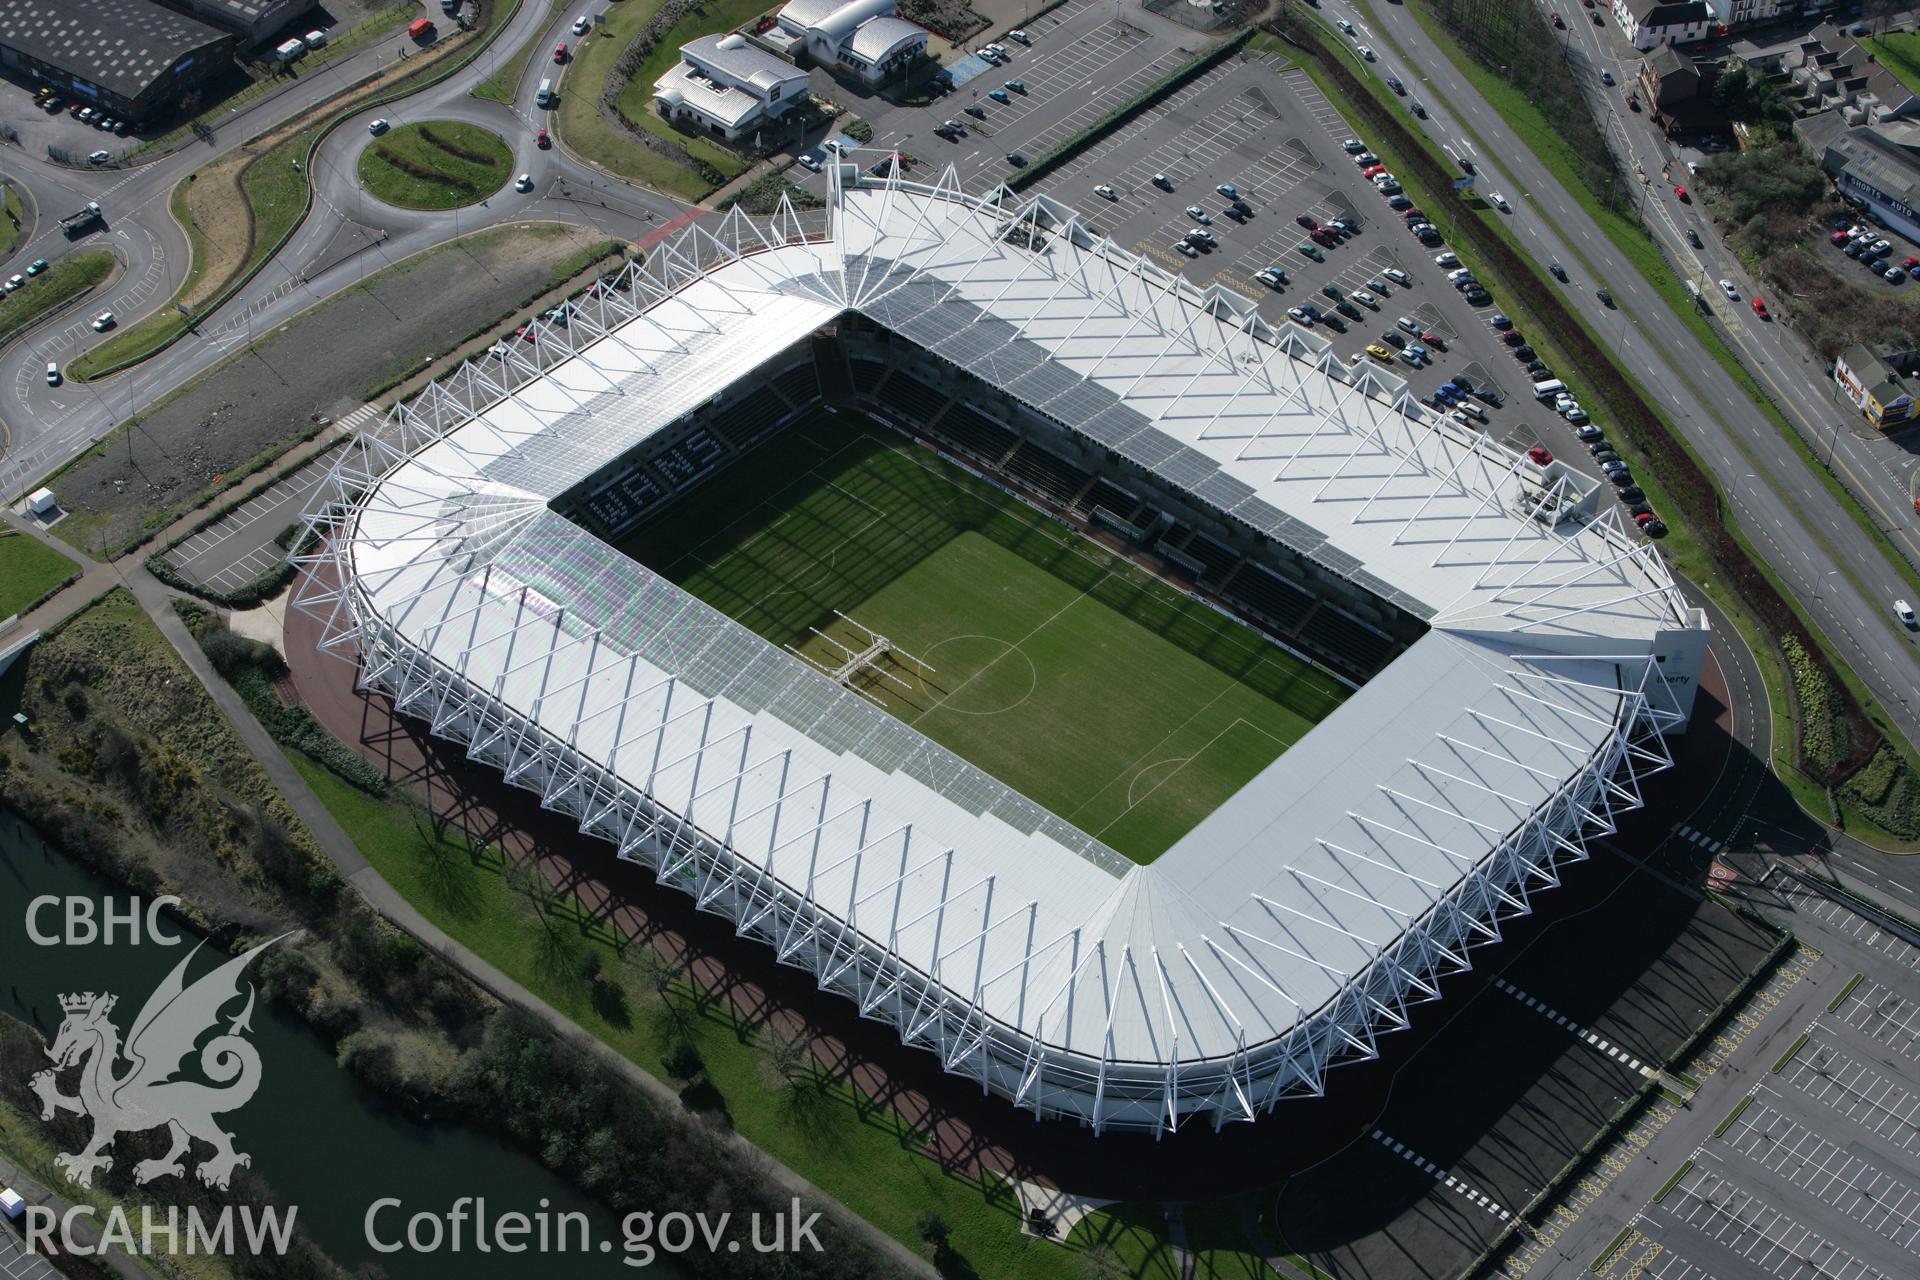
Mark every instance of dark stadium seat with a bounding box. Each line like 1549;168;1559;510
878;375;947;426
1082;478;1142;524
849;358;890;395
1179;531;1241;584
770;361;821;409
933;403;1018;465
1302;605;1398;676
1226;565;1316;633
1002;442;1093;507
705;386;787;451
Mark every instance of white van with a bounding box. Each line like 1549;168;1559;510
1531;378;1567;400
273;38;306;62
303;29;327;49
536;78;556;108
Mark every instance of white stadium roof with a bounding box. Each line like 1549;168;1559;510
300;163;1707;1133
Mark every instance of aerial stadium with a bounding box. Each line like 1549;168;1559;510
295;160;1709;1136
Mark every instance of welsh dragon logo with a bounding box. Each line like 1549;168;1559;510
29;938;287;1190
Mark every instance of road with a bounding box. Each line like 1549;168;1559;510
0;0;686;499
1317;0;1920;751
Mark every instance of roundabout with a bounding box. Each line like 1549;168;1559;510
355;120;513;212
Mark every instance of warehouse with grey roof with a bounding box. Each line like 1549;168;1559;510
0;0;233;122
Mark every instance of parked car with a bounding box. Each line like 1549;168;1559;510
45;362;61;385
25;259;47;276
1434;252;1459;268
1216;183;1239;199
1343;137;1367;153
1174;241;1199;258
1296;213;1320;229
1351;289;1378;308
1383;267;1411;286
1009;27;1031;43
987;88;1010;103
1297;243;1324;261
1527;446;1553;465
1005;80;1026;93
1185;205;1211;224
1094;183;1117;200
86;150;110;164
1151;173;1173;189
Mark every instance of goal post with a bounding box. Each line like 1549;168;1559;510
786;609;935;705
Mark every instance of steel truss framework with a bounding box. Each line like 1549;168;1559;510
294;166;1699;1135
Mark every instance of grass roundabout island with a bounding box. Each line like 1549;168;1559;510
356;120;512;211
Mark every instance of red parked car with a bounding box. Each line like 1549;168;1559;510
1904;256;1919;270
1832;229;1854;246
1309;227;1336;246
1401;208;1424;222
1502;329;1525;345
1527;446;1553;465
1295;213;1319;229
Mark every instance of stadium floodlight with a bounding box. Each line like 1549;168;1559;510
295;165;1706;1136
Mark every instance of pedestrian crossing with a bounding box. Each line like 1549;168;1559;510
1493;976;1660;1078
1371;1129;1512;1221
1673;823;1723;853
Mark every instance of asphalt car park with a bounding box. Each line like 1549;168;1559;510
161;442;344;593
1602;874;1920;1280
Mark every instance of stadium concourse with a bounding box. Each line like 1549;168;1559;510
296;159;1710;1137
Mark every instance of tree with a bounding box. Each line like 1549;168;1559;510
915;1209;952;1256
761;1024;812;1091
661;1036;704;1083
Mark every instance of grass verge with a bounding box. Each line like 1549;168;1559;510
357;120;513;210
0;531;79;618
1651;1160;1693;1205
1;178;21;258
1711;1094;1754;1139
1769;1032;1809;1073
0;250;113;342
472;0;564;102
553;0;737;200
1591;1226;1633;1271
1827;971;1864;1013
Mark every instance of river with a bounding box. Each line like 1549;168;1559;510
0;809;659;1277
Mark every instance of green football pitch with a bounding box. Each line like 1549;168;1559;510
618;412;1349;864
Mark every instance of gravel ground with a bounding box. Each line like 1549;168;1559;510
51;222;612;556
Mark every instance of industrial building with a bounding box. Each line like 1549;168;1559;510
156;0;317;45
0;0;232;122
